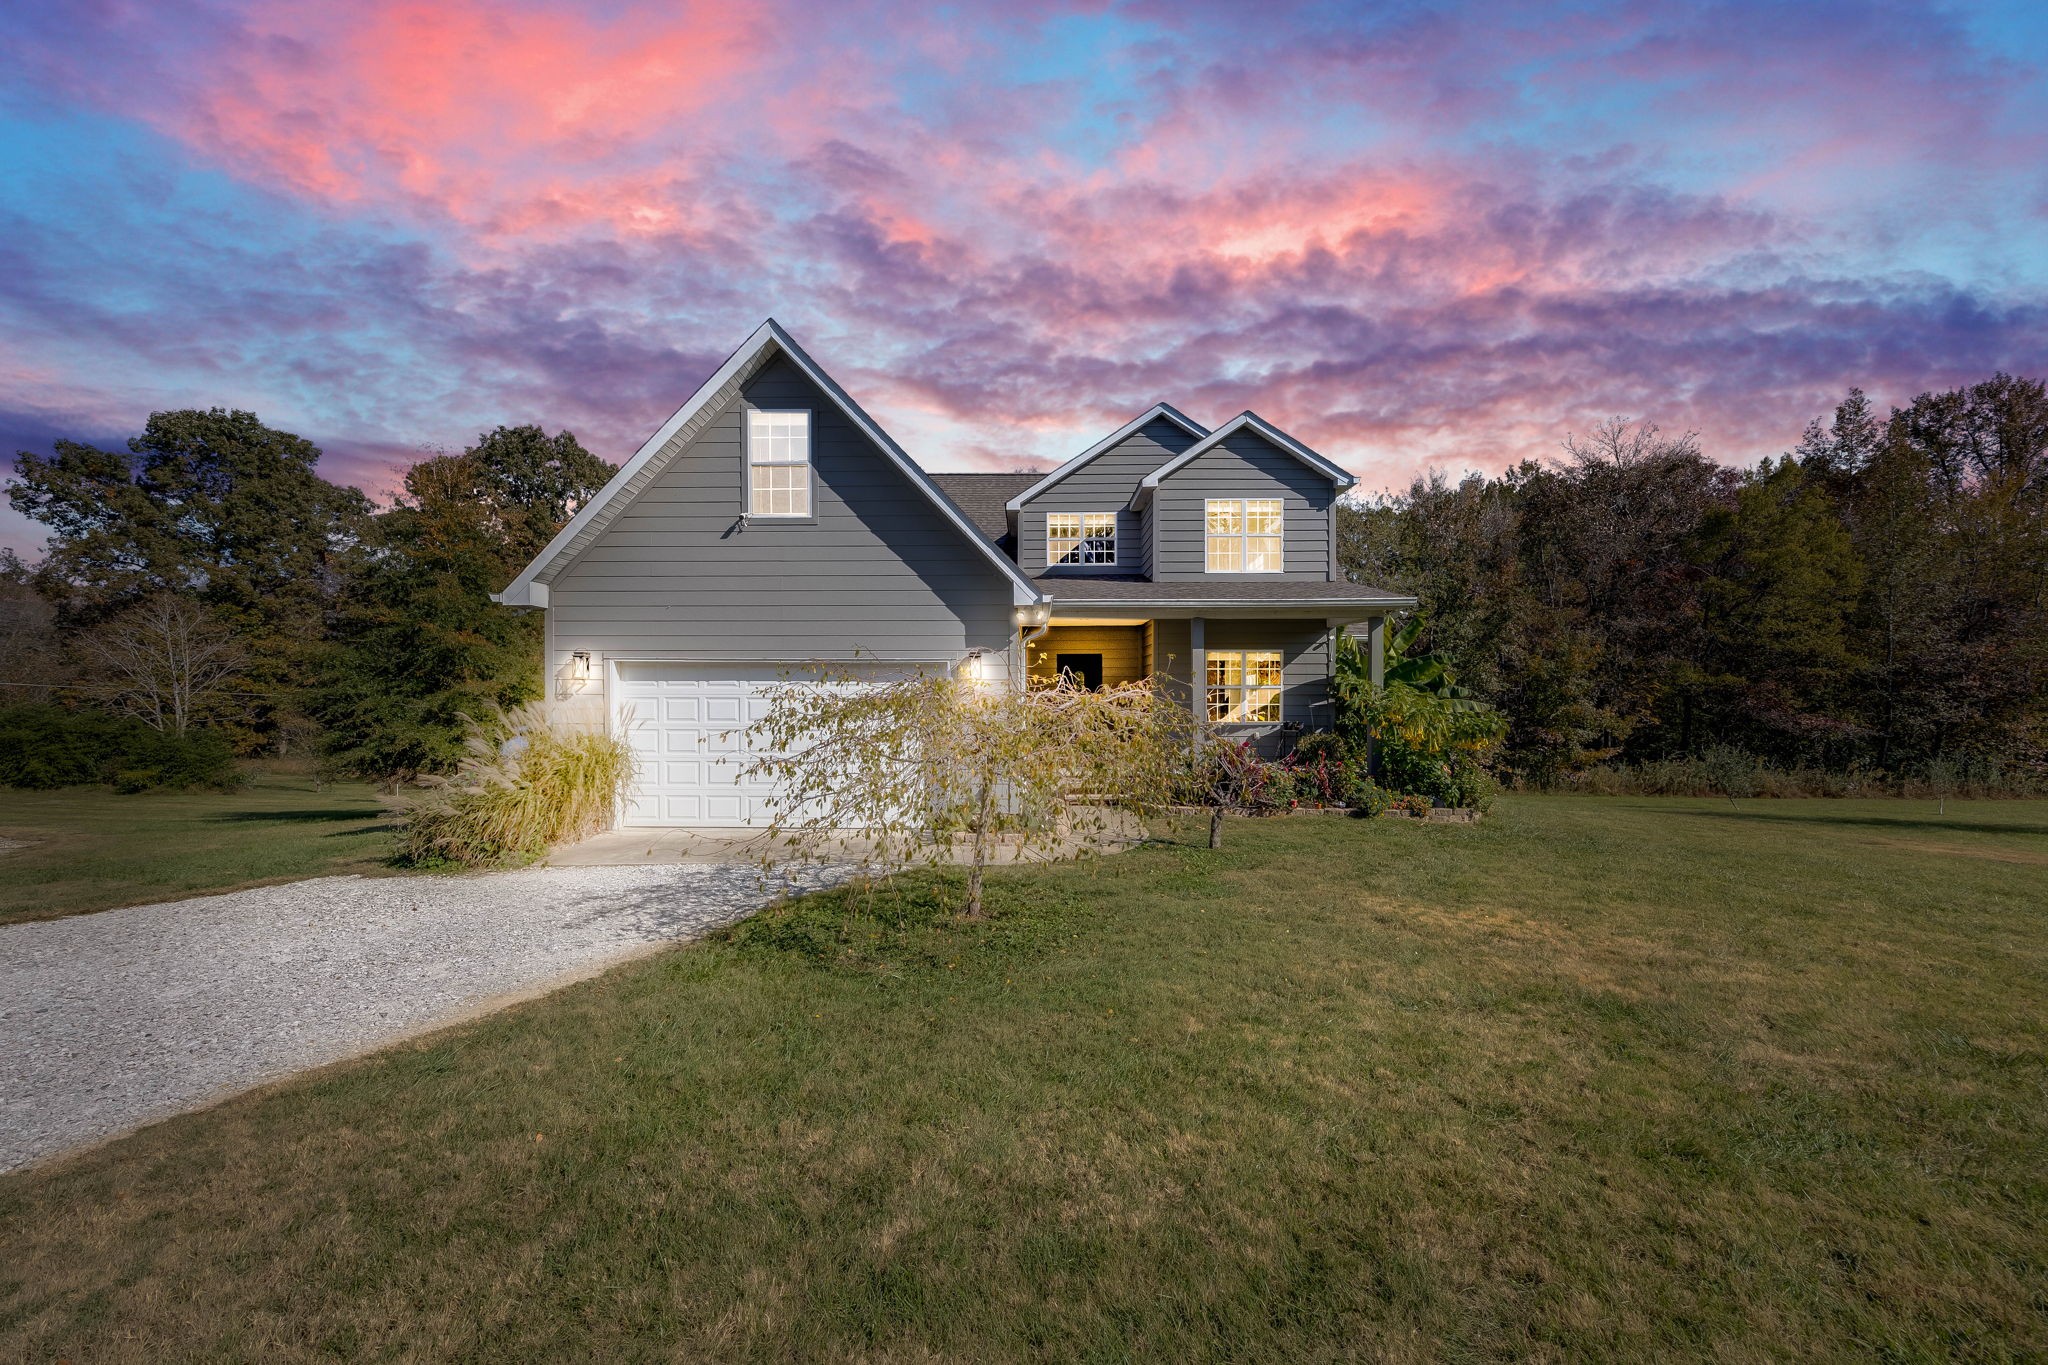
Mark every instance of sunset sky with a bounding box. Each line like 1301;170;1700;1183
3;0;2046;556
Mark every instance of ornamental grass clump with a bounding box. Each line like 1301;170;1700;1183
400;702;634;867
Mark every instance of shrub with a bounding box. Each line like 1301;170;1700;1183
1394;793;1434;817
401;703;634;868
1340;767;1391;817
1282;746;1349;806
0;704;241;791
1258;766;1304;811
1444;754;1498;813
1289;731;1352;768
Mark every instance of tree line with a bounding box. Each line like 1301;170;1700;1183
1339;377;2048;786
5;371;2043;793
3;408;612;787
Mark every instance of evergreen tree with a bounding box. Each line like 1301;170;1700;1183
314;426;613;782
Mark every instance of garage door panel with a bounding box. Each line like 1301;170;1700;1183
614;660;928;827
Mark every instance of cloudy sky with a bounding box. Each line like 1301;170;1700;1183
3;0;2046;556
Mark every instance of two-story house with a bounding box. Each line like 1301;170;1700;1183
496;320;1414;826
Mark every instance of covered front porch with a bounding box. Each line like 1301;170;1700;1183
1018;605;1395;753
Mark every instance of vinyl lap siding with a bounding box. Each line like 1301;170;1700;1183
1151;432;1337;581
1207;619;1333;729
1017;417;1199;577
549;355;1014;661
1149;618;1333;753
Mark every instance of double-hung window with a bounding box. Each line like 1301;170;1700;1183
747;410;811;517
1206;650;1283;722
1205;498;1283;572
1046;512;1116;566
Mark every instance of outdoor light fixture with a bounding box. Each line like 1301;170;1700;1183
1011;604;1052;628
559;650;596;699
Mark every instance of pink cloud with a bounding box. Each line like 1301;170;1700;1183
156;0;769;236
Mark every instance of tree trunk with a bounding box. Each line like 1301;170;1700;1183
964;857;986;920
1209;806;1224;849
961;772;994;919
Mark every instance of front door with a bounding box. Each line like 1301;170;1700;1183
1054;653;1104;689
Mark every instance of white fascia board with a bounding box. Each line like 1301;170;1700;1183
490;583;549;609
1003;402;1210;512
497;318;1045;607
1137;411;1359;496
766;323;1045;604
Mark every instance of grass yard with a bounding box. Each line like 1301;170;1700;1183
0;762;399;922
2;796;2044;1360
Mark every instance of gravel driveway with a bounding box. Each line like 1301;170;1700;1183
0;862;842;1173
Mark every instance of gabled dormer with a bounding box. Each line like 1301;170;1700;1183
1135;412;1357;581
1006;403;1207;577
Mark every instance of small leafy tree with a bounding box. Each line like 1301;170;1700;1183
743;668;1188;918
74;593;247;734
1188;737;1269;849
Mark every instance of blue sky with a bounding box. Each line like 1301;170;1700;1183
3;0;2045;555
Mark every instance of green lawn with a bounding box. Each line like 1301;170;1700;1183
3;797;2044;1360
0;762;399;922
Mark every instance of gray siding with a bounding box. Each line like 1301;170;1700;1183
1151;431;1338;582
1151;617;1334;755
1017;417;1198;577
1206;619;1333;729
549;354;1015;661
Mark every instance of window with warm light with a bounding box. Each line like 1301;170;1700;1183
747;410;811;516
1206;650;1283;722
1205;498;1283;572
1046;512;1116;566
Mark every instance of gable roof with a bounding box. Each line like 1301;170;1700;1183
928;472;1037;545
1003;403;1210;512
495;319;1046;609
1136;411;1357;501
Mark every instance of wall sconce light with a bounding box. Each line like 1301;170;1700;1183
1011;604;1052;628
560;650;595;700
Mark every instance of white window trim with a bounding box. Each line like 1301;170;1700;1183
1045;511;1118;567
1204;497;1284;573
745;408;813;518
1206;649;1285;723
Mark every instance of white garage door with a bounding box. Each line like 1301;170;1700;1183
611;661;924;827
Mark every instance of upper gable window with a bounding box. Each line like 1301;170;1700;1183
1205;498;1283;572
747;410;812;517
1047;512;1116;566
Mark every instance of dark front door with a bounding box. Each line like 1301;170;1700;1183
1055;653;1104;689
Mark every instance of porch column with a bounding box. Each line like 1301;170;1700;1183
1189;616;1206;727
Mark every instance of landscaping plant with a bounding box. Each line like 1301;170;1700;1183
1329;627;1507;810
0;703;241;792
743;668;1188;917
399;702;634;867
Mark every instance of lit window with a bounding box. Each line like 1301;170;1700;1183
1047;512;1116;566
1206;650;1283;722
1205;498;1282;572
748;410;811;517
